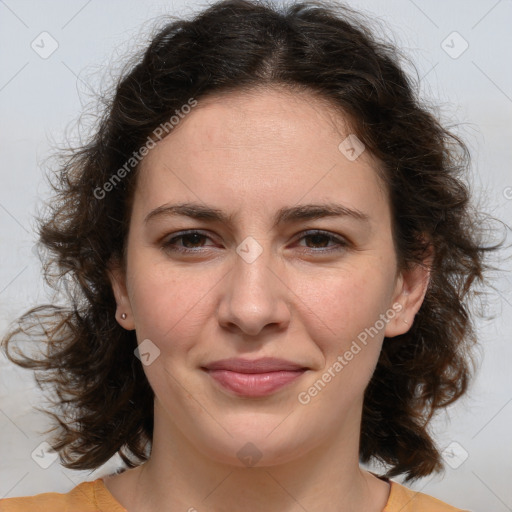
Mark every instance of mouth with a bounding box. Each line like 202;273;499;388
201;357;308;397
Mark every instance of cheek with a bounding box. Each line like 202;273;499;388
290;266;393;368
127;258;219;352
292;272;391;415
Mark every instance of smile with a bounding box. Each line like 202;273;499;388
205;369;307;397
202;357;308;397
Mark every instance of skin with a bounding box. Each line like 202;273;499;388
106;87;431;512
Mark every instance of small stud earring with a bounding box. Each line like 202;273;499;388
403;318;409;324
121;313;127;320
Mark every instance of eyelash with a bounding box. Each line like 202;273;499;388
161;229;349;255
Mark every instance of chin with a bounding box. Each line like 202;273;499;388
192;417;316;468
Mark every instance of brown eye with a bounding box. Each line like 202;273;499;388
303;233;332;248
178;233;208;248
296;230;348;253
162;230;215;253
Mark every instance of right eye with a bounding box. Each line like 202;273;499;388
161;230;218;254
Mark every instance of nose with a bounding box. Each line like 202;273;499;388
216;243;291;337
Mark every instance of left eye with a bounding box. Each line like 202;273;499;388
296;230;347;251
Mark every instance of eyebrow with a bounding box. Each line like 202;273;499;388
144;201;370;227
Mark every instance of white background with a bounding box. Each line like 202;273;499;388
0;0;511;510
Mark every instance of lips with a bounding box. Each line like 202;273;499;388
202;357;308;397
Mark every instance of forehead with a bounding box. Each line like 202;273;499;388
159;87;359;159
134;87;389;224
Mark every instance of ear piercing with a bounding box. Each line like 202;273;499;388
403;318;409;324
121;313;127;320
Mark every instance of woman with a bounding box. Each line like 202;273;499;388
0;0;500;510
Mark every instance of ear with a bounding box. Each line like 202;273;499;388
385;245;433;338
107;258;135;330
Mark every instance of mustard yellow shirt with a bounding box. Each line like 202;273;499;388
0;478;468;511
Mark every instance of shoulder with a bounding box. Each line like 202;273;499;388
384;480;469;512
0;479;126;512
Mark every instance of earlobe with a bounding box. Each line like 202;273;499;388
107;261;136;331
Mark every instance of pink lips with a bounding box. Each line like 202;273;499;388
202;357;307;397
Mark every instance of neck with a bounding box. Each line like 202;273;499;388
105;399;390;512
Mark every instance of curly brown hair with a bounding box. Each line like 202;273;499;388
1;0;504;482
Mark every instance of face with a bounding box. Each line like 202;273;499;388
110;87;429;467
